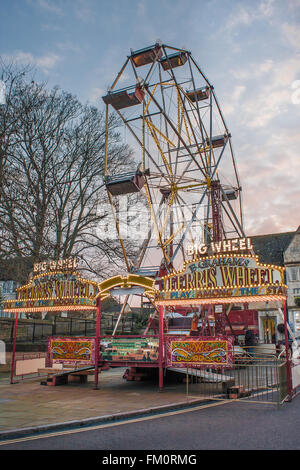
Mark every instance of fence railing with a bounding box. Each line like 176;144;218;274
291;358;300;399
0;313;141;344
182;346;287;405
10;352;47;382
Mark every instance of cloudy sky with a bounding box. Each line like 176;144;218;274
1;0;299;237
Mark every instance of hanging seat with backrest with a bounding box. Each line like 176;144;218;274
221;188;239;201
160;52;188;71
130;43;163;67
167;315;193;332
102;85;145;110
105;169;149;196
130;266;160;277
186;86;210;102
205;133;230;149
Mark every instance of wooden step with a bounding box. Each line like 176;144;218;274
228;385;251;399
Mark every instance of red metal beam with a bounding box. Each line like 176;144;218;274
10;313;19;384
158;305;164;391
94;298;101;390
211;180;222;242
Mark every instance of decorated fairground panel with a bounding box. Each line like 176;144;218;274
165;335;234;369
156;237;287;306
48;336;96;366
47;335;159;365
100;336;159;363
2;257;99;314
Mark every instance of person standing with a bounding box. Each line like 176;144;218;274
245;329;255;357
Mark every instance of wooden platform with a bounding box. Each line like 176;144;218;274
39;367;94;386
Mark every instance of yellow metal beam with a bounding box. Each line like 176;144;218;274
104;103;109;176
107;192;131;272
161;222;184;248
143;183;171;264
177;87;191;146
158;189;177;241
145;118;176;149
145;119;173;177
144;83;157;115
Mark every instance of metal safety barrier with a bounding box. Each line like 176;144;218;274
180;346;288;405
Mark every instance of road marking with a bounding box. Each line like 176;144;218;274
0;399;233;446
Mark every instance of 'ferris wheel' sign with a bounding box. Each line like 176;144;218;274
157;252;287;305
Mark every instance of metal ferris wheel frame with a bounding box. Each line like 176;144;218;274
102;42;245;282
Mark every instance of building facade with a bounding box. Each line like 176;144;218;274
0;280;19;318
284;227;300;337
251;226;300;343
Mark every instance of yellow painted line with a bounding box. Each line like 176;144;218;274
0;399;233;446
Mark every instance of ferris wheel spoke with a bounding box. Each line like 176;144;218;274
158;68;172;147
187;56;208;156
113;108;168;181
177;87;208;173
144;184;171;265
160;48;209;176
220;189;245;238
107;192;131;272
144;118;174;177
109;57;130;91
171;184;211;263
131;193;170;275
174;192;203;245
145;87;207;179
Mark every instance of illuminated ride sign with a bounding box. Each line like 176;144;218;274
33;257;78;274
186;237;254;257
2;265;155;314
156;245;287;305
3;270;99;313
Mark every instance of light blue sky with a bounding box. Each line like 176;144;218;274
1;0;300;236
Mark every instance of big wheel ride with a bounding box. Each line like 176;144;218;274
102;42;245;320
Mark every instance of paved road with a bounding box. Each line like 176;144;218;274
1;396;300;451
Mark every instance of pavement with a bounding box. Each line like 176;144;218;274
0;367;212;441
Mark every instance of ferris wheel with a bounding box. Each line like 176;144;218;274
102;41;245;285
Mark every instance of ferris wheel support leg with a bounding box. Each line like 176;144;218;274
10;312;19;384
112;294;130;336
158;305;164;392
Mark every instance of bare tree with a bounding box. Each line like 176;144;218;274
0;60;33;193
0;60;138;282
